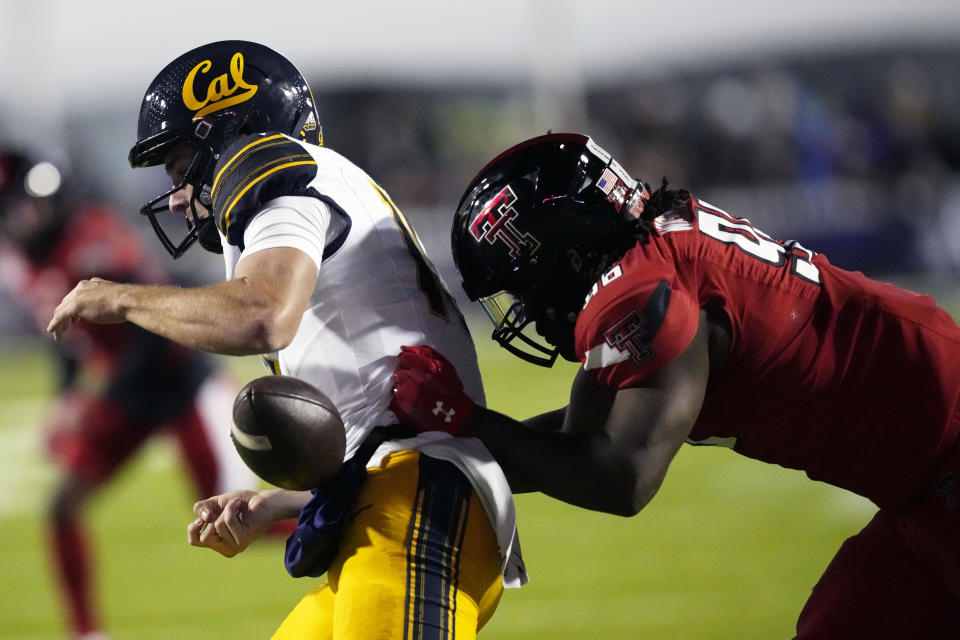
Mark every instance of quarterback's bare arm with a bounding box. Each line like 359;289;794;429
48;246;317;355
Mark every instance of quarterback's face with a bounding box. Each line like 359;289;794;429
163;144;209;220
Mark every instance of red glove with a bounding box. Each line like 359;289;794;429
390;345;475;435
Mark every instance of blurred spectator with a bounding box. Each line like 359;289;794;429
0;149;259;640
308;46;958;280
585;48;958;275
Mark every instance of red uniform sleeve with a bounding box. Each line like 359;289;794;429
64;207;153;282
574;263;699;389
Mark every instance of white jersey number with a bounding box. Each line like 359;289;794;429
696;201;820;285
371;181;451;320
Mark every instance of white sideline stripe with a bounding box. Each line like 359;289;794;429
230;421;273;451
197;375;258;492
0;397;178;518
583;342;629;370
0;400;56;518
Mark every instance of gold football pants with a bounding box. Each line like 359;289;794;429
271;449;504;639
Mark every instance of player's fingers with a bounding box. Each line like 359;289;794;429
397;367;448;399
415;346;458;377
427;346;454;368
390;377;421;421
397;347;433;371
46;318;64;340
221;499;248;549
400;344;431;357
199;519;234;557
187;517;205;546
401;344;446;365
46;303;73;339
390;376;408;410
401;353;449;385
391;369;420;400
408;344;442;360
406;344;456;372
212;517;240;556
193;497;222;521
196;518;222;547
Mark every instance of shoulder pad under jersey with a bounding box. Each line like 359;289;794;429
575;263;699;389
210;133;319;247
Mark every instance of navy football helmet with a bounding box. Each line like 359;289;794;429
129;40;322;258
452;133;650;366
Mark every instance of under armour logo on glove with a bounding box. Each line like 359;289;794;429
432;401;457;423
390;345;475;435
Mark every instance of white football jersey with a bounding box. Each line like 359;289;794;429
216;135;526;587
222;144;483;457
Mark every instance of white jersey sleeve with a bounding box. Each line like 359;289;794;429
238;195;331;270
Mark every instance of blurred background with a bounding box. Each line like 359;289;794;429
1;1;959;638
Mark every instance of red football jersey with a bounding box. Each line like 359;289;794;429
1;206;214;381
575;196;960;509
2;205;165;364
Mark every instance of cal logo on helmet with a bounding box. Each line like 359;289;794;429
182;52;259;120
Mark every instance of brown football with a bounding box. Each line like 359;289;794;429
230;375;347;490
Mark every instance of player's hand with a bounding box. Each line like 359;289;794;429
187;490;278;558
390;345;475;436
47;278;128;340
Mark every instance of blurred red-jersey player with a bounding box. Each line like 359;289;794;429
0;150;256;640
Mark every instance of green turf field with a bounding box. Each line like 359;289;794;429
0;337;875;639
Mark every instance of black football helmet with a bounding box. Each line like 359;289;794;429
452;133;650;366
129;40;322;258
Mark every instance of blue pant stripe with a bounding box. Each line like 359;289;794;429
403;456;471;640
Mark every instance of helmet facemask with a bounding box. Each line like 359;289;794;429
138;141;222;258
476;290;562;367
490;230;631;366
